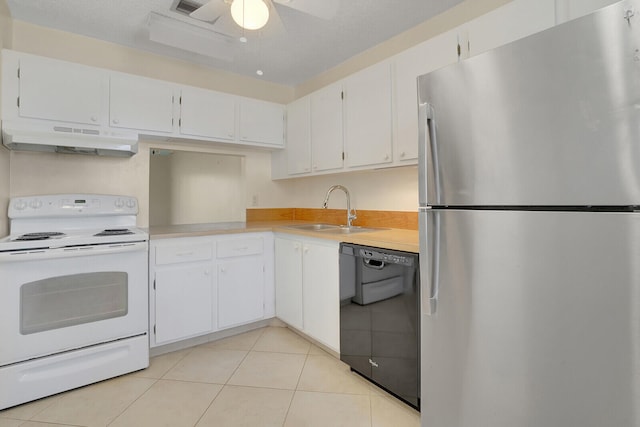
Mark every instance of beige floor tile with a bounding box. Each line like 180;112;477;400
252;327;311;354
371;395;420;427
31;376;156;427
163;347;247;384
195;385;293;427
228;351;306;390
0;419;24;427
203;328;266;351
297;354;372;395
19;422;81;427
284;391;371;427
109;379;222;427
132;348;192;379
0;396;58;421
308;344;332;356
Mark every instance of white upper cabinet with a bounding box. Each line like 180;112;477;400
17;54;106;126
554;0;620;24
343;60;393;168
310;81;344;172
239;98;285;147
179;87;236;142
109;74;175;133
464;0;556;57
286;96;311;175
393;29;459;164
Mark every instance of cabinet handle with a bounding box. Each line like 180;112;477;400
90;116;98;122
303;246;309;254
294;244;300;251
220;266;226;273
400;151;405;158
228;133;234;138
204;269;210;275
312;165;317;170
112;118;119;125
384;154;390;161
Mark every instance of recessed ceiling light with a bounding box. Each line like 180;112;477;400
239;36;247;43
256;70;264;76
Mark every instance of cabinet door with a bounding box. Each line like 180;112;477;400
303;240;340;352
310;82;344;172
465;0;556;57
180;87;236;141
286;96;311;175
344;61;393;168
394;30;459;163
109;74;175;133
18;55;105;126
274;237;303;330
238;98;284;146
154;263;213;345
218;256;265;329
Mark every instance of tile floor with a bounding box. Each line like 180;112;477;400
0;326;420;427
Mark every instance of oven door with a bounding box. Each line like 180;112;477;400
0;241;148;366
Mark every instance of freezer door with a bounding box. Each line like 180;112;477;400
421;209;640;427
418;1;640;206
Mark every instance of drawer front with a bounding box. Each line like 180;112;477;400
217;237;263;258
155;243;213;265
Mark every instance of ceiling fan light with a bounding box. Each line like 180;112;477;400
230;0;270;30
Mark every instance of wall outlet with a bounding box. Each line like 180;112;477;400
251;195;259;207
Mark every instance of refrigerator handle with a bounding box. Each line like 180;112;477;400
419;209;440;315
418;102;441;206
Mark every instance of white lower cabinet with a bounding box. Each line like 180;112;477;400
154;262;214;345
274;235;340;352
149;232;274;348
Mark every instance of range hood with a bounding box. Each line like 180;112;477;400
1;123;139;157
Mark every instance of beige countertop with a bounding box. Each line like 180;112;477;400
149;221;419;253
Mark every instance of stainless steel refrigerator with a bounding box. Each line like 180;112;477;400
417;2;640;426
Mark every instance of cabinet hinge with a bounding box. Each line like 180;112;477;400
179;96;182;105
457;43;461;58
16;96;19;108
262;265;265;273
341;91;344;100
153;324;156;335
17;67;20;78
179;118;181;127
342;151;345;160
153;279;156;290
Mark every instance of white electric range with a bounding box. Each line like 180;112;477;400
0;194;149;410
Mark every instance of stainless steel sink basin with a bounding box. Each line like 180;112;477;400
284;224;386;234
319;226;386;234
284;223;340;231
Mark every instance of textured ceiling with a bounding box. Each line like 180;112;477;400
6;0;465;86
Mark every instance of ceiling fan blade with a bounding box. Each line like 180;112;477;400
189;0;228;22
262;2;286;37
273;0;339;20
211;12;244;37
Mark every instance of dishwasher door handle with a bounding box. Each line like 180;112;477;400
363;258;385;270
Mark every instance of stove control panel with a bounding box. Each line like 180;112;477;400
9;194;138;218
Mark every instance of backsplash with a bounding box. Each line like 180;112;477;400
246;208;418;230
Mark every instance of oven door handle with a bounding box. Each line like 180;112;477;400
0;241;148;262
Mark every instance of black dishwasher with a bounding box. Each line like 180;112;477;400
339;243;420;410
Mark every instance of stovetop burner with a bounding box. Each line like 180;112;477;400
94;228;134;237
14;232;66;241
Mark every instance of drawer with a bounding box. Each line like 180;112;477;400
155;243;213;265
217;237;263;258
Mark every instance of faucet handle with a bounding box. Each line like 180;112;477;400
349;208;357;221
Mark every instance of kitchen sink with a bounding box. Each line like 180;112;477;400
285;224;386;234
284;223;341;231
319;226;386;234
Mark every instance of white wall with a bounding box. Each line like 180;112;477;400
149;151;246;225
0;0;12;236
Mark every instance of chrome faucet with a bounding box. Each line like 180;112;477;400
322;185;357;227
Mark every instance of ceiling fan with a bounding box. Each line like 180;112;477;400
182;0;339;36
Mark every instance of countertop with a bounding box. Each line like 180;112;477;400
149;221;419;253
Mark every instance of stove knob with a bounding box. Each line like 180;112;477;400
29;199;43;209
126;199;136;209
14;200;27;210
114;199;125;209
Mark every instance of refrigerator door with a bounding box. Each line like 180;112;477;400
421;209;640;427
418;1;640;207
